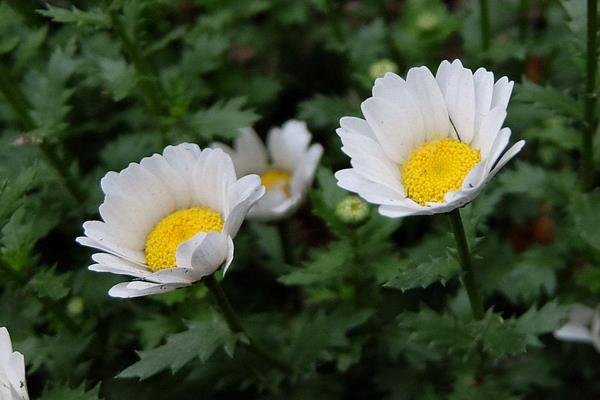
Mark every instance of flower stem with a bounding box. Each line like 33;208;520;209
203;275;291;373
582;0;598;191
448;209;484;320
479;0;491;54
0;62;84;203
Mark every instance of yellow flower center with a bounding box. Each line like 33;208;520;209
260;169;291;195
145;207;223;271
401;138;481;205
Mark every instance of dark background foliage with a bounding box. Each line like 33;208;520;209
0;0;599;399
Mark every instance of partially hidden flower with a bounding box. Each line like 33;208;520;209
0;327;29;400
77;145;265;298
212;120;323;221
335;59;525;217
554;303;600;352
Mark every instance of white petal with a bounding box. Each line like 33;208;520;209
224;174;265;236
406;66;450;141
289;143;323;195
192;148;236;213
361;97;420;163
146;267;202;284
472;107;507;158
444;67;476;143
339;116;377;139
248;190;289;220
140;153;192;210
89;253;150;278
554;323;593;343
335;169;407;206
484;127;512;174
232;128;269;175
268;120;313;171
488;140;526;178
175;231;229;276
473;67;494;130
491;77;514;110
108;281;189;298
569;304;596;325
79;223;146;264
222;236;235;275
0;327;13;359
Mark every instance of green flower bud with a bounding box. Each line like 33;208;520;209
335;195;370;226
415;11;440;32
67;297;84;316
369;59;399;80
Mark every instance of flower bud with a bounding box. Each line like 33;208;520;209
67;297;84;316
335;195;370;226
369;59;399;80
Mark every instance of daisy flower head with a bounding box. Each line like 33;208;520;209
77;144;265;298
0;327;29;400
212;120;323;221
335;60;525;218
554;304;600;352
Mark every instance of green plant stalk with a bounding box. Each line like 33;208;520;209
479;0;491;54
0;63;84;203
109;10;165;117
204;275;291;373
582;0;598;191
448;209;484;320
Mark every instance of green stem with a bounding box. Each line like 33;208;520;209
518;0;529;42
0;63;84;203
479;0;491;54
448;209;484;320
109;10;165;117
582;0;598;191
203;275;291;373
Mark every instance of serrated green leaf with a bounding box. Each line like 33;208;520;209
118;310;235;380
288;307;373;371
26;267;70;300
188;98;259;141
298;94;360;130
398;309;528;358
515;301;569;347
38;5;110;28
515;79;581;120
385;256;461;291
98;58;137;101
570;192;600;251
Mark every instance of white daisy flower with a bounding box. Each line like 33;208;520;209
0;327;29;400
335;59;525;218
77;144;265;298
212;120;323;221
554;304;600;352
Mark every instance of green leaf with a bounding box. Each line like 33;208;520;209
515;79;581;120
570;192;600;251
188;98;259;141
118;310;235;380
384;256;461;291
288;307;373;371
98;58;137;101
515;301;569;347
38;5;110;28
26;267;70;300
298;94;360;130
398;309;527;359
42;384;102;400
279;241;352;287
496;246;563;304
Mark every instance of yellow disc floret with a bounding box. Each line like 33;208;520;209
260;169;291;195
145;207;223;271
401;138;481;205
